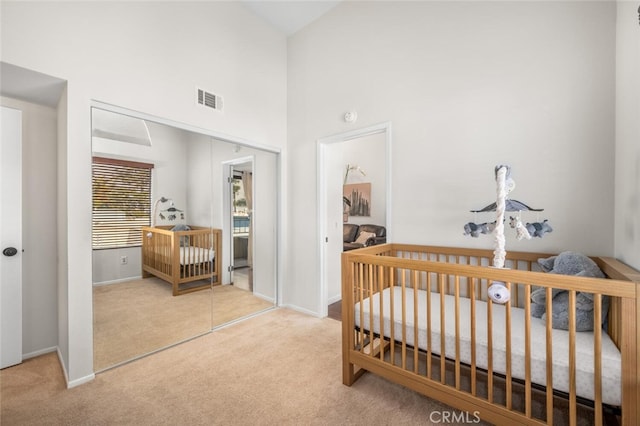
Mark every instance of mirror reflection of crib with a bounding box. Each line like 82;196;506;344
141;226;221;296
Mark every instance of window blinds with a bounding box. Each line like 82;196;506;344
92;157;153;250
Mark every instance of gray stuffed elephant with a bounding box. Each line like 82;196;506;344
530;251;608;331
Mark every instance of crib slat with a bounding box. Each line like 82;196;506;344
569;290;577;426
454;275;461;390
426;273;432;380
487;296;494;403
171;234;179;288
464;256;472;298
186;234;192;278
390;266;396;365
439;273;446;384
545;286;554;425
379;265;385;362
470;277;477;396
594;294;602;426
368;264;375;358
620;296;639;426
401;268;407;370
524;284;532;419
413;270;419;373
358;263;365;355
506;282;513;410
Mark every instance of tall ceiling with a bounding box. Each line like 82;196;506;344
0;2;342;108
242;1;341;36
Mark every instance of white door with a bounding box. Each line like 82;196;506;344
0;106;23;369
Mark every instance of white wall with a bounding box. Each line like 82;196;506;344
1;1;287;385
615;1;640;271
0;96;58;358
287;1;616;314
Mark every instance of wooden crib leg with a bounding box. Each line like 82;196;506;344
342;359;366;386
343;360;356;386
342;318;366;385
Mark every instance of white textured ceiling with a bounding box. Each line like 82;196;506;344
242;1;341;36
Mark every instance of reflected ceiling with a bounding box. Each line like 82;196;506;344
0;62;66;108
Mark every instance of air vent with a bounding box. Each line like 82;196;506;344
196;87;224;112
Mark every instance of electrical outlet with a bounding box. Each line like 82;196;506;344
120;256;128;265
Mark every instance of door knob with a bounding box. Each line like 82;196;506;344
2;247;18;257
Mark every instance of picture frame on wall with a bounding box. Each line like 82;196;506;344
344;183;371;217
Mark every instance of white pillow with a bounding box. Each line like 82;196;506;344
355;231;376;245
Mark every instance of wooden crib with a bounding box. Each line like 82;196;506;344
141;226;222;296
342;244;640;425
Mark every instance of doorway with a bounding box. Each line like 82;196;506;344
317;122;392;317
229;160;253;292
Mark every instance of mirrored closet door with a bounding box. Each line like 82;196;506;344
211;141;278;327
91;107;215;371
91;106;278;372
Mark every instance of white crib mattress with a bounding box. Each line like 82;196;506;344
179;247;215;266
354;286;621;406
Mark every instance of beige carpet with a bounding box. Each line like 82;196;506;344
1;308;488;426
93;278;273;371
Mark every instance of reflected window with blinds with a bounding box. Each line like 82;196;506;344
92;157;153;249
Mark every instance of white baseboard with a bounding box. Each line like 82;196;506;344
56;348;69;387
279;303;322;318
327;295;341;305
67;373;95;389
93;276;142;286
253;291;275;304
23;346;57;360
55;348;95;389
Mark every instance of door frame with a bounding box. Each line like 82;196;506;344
316;122;392;317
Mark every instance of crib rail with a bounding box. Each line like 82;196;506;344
342;244;639;426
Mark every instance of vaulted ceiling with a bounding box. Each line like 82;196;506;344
241;1;341;36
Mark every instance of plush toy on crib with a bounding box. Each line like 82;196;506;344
463;221;496;238
530;251;609;331
525;220;553;238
